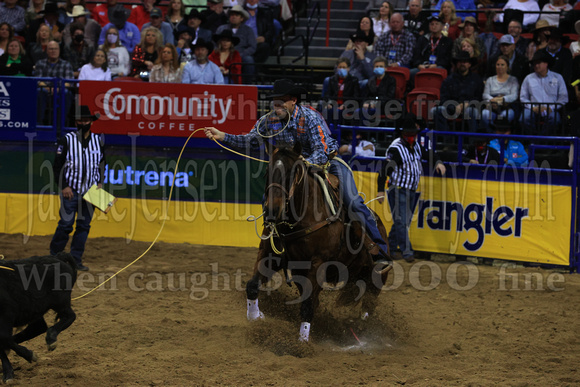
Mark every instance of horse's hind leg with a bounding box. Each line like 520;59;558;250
13;318;48;344
246;238;282;321
0;345;14;382
295;268;321;342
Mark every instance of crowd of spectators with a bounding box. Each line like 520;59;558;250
0;0;286;83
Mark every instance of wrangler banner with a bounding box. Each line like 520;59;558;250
79;81;258;137
364;175;573;266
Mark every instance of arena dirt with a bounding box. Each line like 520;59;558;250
1;232;579;386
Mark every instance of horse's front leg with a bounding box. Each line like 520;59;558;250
293;266;321;342
246;237;282;321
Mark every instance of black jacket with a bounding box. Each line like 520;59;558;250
412;34;453;71
0;54;33;76
363;73;396;102
440;71;484;104
541;47;573;84
325;74;361;103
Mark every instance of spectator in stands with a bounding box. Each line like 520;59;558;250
34;40;74;124
527;20;554;61
374;13;416;68
201;0;228;34
372;1;392;40
63;22;95;78
462;130;501;164
0;0;26;36
143;7;175;45
244;0;275;63
150;43;182;82
346;16;376;51
434;0;475;19
175;24;195;64
460;37;486;75
478;15;499;60
481;55;519;130
216;5;256;83
187;9;212;45
166;0;185;32
520;50;568;135
404;0;428;38
487;34;529;85
339;132;376;157
130;26;162;80
182;39;225;84
98;5;140;53
0;23;14;56
437;0;461;40
78;49;112;80
0;38;33;76
541;29;573;84
339;31;376;82
91;0;117;27
128;0;155;30
208;29;242;84
497;0;540;29
321;57;361;125
540;0;572;28
411;15;453;76
452;16;484;60
28;23;52;63
63;6;101;48
361;56;396;126
28;1;64;43
507;20;529;59
433;51;483;133
571;21;580;58
489;122;528;166
59;0;87;25
25;0;45;28
100;26;131;77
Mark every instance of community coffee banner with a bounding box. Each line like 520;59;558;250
79;81;258;137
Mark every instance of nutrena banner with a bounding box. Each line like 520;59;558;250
79;81;258;137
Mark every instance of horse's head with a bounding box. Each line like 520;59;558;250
264;142;305;224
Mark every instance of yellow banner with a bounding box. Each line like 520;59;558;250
358;172;572;266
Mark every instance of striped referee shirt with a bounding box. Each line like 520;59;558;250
53;131;105;195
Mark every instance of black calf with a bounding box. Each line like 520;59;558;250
0;252;77;381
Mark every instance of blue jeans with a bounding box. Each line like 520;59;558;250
433;104;479;132
387;187;416;258
481;108;515;131
328;158;388;255
50;190;95;265
520;108;561;135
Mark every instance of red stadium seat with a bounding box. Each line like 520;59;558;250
406;88;440;122
520;33;533;40
415;68;447;90
386;67;410;99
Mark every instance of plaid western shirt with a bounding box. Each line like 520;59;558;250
0;3;25;34
33;58;74;79
223;104;338;165
374;29;416;68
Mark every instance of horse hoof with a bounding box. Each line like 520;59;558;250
47;342;57;352
30;352;38;363
247;311;264;321
4;377;15;384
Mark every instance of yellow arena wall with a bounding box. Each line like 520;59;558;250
0;169;573;265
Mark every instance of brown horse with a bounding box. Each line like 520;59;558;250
245;143;391;342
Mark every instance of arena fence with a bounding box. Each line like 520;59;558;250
0;76;578;271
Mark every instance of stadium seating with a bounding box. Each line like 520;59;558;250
386;67;410;100
415;68;447;91
406;88;440;123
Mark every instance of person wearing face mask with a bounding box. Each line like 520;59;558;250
50;105;105;272
62;22;95;78
360;56;396;126
97;4;140;53
377;115;447;263
321;57;361;125
461;129;500;165
99;26;131;77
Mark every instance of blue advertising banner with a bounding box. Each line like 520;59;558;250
0;76;41;141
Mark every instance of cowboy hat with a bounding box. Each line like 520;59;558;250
39;1;59;15
67;5;89;18
529;49;554;66
192;38;214;51
531;19;554;32
108;4;130;26
547;28;570;44
458;16;478;30
452;50;478;65
269;79;307;101
228;5;250;21
74;105;99;121
175;24;196;41
187;9;206;23
212;29;240;46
